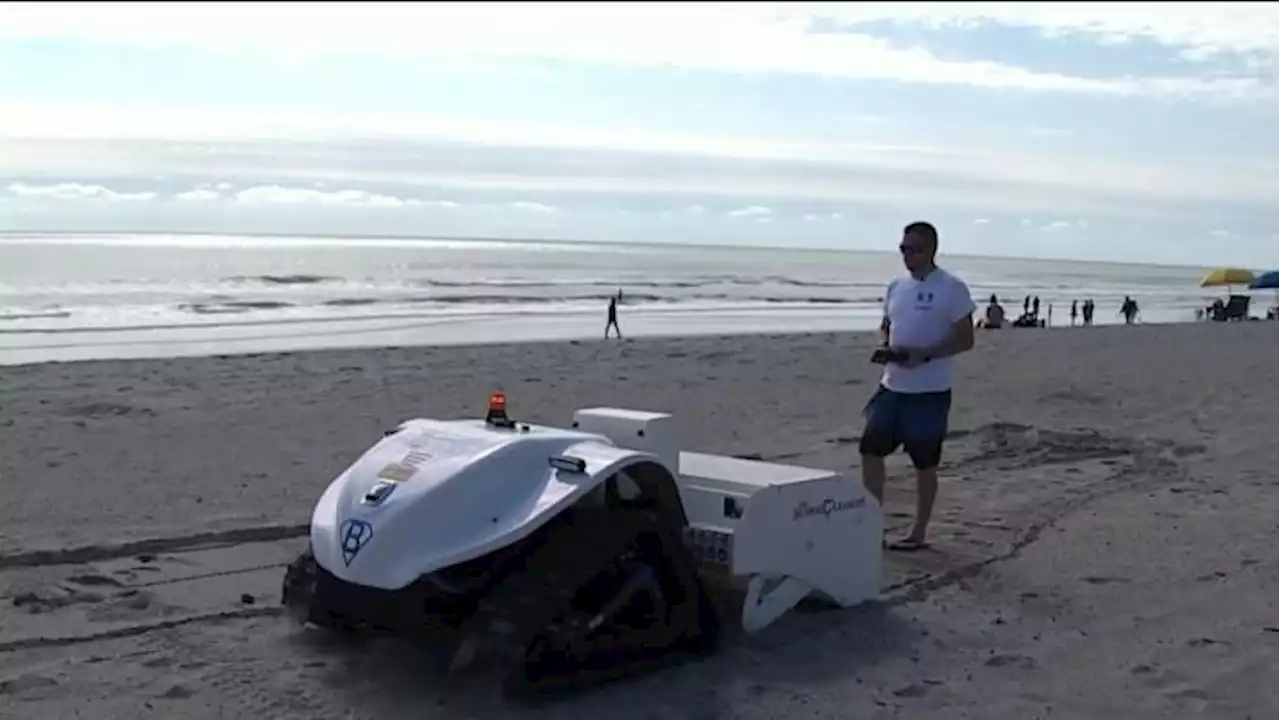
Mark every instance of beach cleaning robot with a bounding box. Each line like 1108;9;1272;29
283;393;883;698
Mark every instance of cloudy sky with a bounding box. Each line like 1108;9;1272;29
0;1;1276;266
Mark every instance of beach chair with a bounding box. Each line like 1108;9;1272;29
1222;295;1250;321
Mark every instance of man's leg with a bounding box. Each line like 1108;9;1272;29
898;391;952;547
857;387;899;507
907;467;938;543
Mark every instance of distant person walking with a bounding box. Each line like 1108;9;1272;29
1120;296;1140;324
1070;300;1078;326
1082;299;1095;326
605;295;622;339
861;221;976;552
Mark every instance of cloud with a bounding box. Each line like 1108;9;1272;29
7;181;155;202
176;188;220;202
166;184;469;209
973;218;991;224
0;2;1273;100
1;104;1273;226
2;180;543;216
2;177;1273;266
1040;219;1091;232
1024;127;1074;139
509;201;557;214
233;185;410;208
793;3;1278;62
4;131;1269;223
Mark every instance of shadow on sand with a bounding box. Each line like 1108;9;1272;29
282;599;924;719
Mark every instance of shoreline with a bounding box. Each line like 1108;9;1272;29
0;312;1220;368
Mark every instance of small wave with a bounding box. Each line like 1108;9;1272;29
0;310;73;322
411;276;873;291
763;275;865;288
761;296;853;305
225;274;339;286
407;293;870;306
412;293;673;306
216;273;881;293
179;300;296;315
181;305;249;316
173;293;876;316
416;278;700;289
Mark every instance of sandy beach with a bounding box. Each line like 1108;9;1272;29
0;321;1275;719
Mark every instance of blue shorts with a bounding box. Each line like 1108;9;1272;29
858;385;952;469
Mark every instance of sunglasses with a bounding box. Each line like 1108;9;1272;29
898;244;926;255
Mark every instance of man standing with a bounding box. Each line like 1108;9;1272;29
605;294;622;340
860;221;976;551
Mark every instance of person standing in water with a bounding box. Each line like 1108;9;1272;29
605;294;622;339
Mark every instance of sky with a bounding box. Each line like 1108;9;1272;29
0;1;1277;267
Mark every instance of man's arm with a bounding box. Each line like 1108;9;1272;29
877;281;895;346
915;280;977;362
922;315;974;360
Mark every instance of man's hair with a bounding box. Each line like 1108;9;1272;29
903;221;938;252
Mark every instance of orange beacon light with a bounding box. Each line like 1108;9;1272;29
486;392;514;427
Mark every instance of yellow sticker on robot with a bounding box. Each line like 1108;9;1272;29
377;462;416;482
376;449;433;482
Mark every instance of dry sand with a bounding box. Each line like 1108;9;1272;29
0;321;1275;719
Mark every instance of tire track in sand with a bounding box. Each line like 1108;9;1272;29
0;523;309;570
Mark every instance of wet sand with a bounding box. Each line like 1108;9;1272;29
0;321;1275;719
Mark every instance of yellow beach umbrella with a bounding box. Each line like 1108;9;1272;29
1200;267;1255;289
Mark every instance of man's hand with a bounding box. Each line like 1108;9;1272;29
899;349;926;368
900;314;975;366
888;346;929;368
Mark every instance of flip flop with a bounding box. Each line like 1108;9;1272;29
887;538;930;552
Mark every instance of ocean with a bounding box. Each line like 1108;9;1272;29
0;232;1253;366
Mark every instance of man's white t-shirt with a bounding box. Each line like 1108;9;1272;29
880;267;976;394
